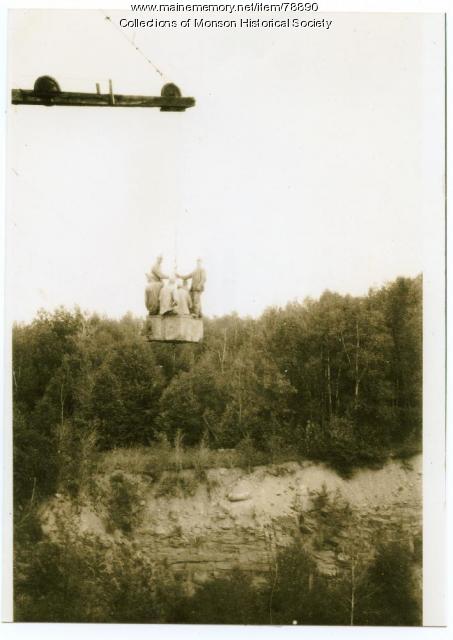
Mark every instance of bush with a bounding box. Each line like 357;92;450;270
184;568;267;625
355;541;422;626
155;473;200;498
106;472;143;534
304;418;388;478
236;435;268;472
15;535;110;622
15;531;186;623
267;540;342;625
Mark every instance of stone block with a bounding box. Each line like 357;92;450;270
145;315;203;343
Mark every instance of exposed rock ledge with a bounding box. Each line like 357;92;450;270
41;455;422;590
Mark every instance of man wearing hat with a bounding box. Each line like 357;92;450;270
177;258;206;318
145;255;168;315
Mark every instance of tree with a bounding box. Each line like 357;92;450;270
267;540;341;625
355;541;421;626
382;276;423;442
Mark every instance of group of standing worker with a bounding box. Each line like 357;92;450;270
145;256;206;318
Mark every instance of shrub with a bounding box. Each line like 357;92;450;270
15;531;186;623
236;435;268;472
155;473;200;498
267;540;341;625
184;568;267;625
106;472;143;534
14;535;110;622
304;418;388;478
355;541;422;626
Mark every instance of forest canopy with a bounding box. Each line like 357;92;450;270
13;275;422;507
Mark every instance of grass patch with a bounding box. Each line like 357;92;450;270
97;430;417;481
98;442;242;477
98;443;297;477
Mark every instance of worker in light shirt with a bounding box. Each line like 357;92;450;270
145;255;168;315
174;279;193;316
177;258;206;318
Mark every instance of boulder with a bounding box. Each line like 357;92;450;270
227;491;251;502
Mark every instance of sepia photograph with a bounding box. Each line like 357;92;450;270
4;4;446;630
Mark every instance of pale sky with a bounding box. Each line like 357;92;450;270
7;10;444;321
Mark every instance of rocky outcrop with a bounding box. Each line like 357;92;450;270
41;455;422;591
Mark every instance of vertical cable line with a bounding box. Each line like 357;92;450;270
99;11;166;81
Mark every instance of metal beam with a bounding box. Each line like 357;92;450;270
11;88;195;110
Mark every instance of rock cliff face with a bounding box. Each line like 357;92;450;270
42;455;422;591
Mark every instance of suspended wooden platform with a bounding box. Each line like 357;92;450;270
145;315;203;343
11;76;195;112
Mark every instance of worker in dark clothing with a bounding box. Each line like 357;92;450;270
177;258;206;317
